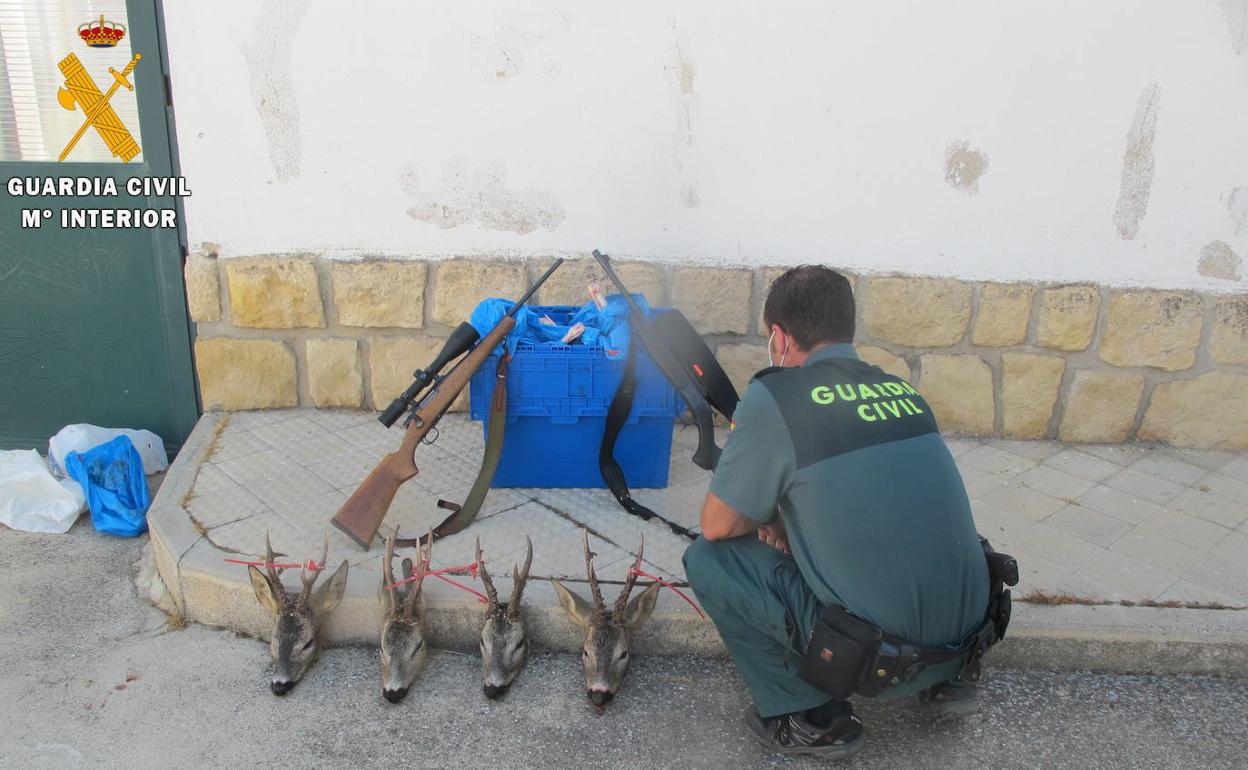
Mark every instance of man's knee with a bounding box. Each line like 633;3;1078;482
683;536;723;592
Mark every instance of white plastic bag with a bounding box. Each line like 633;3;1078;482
48;424;168;476
0;449;87;533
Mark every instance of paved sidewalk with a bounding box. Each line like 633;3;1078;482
147;409;1248;662
6;522;1246;770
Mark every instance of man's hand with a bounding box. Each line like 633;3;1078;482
758;520;789;553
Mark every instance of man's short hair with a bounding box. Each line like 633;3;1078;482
762;266;855;348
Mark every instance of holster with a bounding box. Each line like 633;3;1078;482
799;605;885;700
799;536;1019;699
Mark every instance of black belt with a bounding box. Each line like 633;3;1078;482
599;311;741;541
600;343;698;540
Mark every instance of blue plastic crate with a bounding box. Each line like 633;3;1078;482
469;305;682;488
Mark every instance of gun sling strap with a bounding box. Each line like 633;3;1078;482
600;310;739;540
399;355;510;547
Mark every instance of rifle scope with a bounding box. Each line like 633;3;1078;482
376;258;564;428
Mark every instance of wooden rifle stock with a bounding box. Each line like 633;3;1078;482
330;317;516;549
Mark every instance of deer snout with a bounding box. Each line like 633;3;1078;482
588;689;614;708
382;686;409;704
483;682;509;700
270;679;295;696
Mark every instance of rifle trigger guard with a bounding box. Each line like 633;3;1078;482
422;426;439;445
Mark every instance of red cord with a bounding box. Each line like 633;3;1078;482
226;556;488;603
225;558;323;571
384;561;489;604
431;573;490;604
631;567;705;619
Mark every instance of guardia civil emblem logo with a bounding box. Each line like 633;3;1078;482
56;15;141;162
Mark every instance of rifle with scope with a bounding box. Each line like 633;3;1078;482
330;259;564;549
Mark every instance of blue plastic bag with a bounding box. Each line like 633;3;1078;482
63;435;150;537
469;293;650;360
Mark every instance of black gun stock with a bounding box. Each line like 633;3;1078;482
591;249;720;470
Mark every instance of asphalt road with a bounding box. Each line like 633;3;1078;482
1;523;1245;770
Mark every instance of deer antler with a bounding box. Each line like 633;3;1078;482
264;531;290;609
583;531;605;622
475;536;499;607
405;528;433;618
298;536;329;609
614;534;645;620
383;527;398;591
508;536;533;621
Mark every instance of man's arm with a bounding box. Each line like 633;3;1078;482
699;381;795;540
700;491;760;540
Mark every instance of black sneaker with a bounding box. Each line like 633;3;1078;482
744;708;865;758
916;680;980;721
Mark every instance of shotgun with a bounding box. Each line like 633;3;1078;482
330;259;563;549
591;249;721;471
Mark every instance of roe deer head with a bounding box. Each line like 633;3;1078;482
248;534;349;696
551;532;660;711
476;535;534;699
378;527;430;703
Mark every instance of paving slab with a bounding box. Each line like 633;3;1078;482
149;409;1248;675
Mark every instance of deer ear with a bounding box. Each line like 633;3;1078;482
551;580;593;627
312;560;349;615
248;565;280;616
622;582;661;627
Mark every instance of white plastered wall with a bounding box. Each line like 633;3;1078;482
164;0;1248;291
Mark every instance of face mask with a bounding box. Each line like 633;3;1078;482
768;329;788;367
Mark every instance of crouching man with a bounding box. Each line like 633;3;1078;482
684;266;1011;759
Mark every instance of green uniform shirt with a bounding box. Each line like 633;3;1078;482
709;343;988;649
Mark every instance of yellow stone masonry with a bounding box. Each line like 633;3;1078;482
331;261;427;329
856;346;910;381
1099;290;1203;372
1059;370;1144;443
1001;353;1065;439
306;338;363;408
367;336;445;411
535;257;665;307
864;277;972;348
917;354;994;435
1138;372;1248;449
185;257;1247;449
972;283;1033;347
671;267;753;335
1210;297;1248;366
183;254;220;322
1037;285;1099;351
432;261;528;327
195;338;297;410
715;343;768;396
225;256;325;329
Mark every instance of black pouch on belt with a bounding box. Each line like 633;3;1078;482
799;605;884;700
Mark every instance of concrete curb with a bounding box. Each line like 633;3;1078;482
149;415;1248;677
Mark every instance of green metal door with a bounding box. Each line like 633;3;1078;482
0;0;197;453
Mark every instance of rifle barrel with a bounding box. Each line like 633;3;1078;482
507;258;564;318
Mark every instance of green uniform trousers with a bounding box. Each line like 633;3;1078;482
683;535;961;718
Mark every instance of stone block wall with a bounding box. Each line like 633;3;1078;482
184;254;1248;449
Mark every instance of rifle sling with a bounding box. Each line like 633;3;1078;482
399;355;510;547
600;344;698;541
